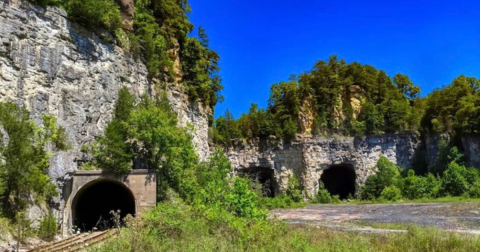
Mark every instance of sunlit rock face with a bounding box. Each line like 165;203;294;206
0;0;211;221
226;134;420;197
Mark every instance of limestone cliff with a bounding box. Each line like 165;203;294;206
227;134;420;197
0;1;211;184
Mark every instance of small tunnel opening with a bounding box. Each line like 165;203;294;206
320;164;356;200
239;167;275;197
72;180;136;231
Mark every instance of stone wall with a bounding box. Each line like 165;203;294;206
461;135;480;168
227;133;420;197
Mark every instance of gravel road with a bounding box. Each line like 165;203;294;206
270;203;480;233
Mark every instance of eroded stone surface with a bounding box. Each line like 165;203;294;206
227;134;420;197
0;0;211;223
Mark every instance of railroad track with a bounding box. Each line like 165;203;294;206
28;229;116;252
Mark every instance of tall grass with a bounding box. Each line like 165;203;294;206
90;202;480;252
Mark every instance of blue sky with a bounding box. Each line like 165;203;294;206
187;0;480;118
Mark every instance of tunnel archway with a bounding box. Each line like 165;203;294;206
239;167;276;197
72;179;136;231
320;164;356;199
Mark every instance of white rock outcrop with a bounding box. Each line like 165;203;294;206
226;134;420;197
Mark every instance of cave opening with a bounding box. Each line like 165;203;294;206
239;167;275;197
320;164;356;200
72;180;136;231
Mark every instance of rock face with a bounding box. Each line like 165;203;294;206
461;135;480;168
227;134;420;197
0;0;211;218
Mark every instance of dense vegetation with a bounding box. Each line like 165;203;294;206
0;103;69;218
213;56;479;145
83;89;480;252
214;56;425;144
91;204;480;252
28;0;222;110
313;144;480;203
0;102;68;243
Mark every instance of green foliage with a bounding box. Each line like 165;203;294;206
214;56;423;143
66;0;121;32
38;213;57;241
13;212;35;243
181;34;223;108
94;203;480;252
0;102;66;217
213;110;241;146
285;175;303;203
422;76;480;134
133;9;172;78
380;185;402;201
226;178;267;219
316;182;333;203
92;88;135;173
127;95;198;201
195;149;266;219
441;162;469;196
358;146;480;202
402;170;432;199
360;157;401;200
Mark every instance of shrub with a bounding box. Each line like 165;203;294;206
38;213;57;241
360;157;401;200
331;195;341;203
468;180;480;198
380;185;402;201
441;162;469;196
315;181;332;204
402;170;430;199
67;0;121;32
226;178;267;219
286;175;303;202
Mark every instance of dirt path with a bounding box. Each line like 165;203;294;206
270;203;480;233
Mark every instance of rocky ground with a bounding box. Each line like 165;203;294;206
270;202;480;234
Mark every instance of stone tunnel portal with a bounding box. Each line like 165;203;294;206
239;167;276;197
320;164;356;199
72;180;136;231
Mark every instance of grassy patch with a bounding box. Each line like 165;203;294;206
90;202;480;252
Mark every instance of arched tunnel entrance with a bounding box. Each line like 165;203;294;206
72;180;136;231
239;167;276;197
320;164;356;199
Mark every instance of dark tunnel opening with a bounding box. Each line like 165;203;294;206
320;164;356;200
72;180;136;231
239;167;275;197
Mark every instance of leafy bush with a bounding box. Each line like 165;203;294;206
468;180;480;198
360;157;401;200
380;185;402;201
226;178;267;219
441;162;469;196
315;181;333;203
67;0;121;32
285;175;303;202
402;170;431;199
38;213;57;241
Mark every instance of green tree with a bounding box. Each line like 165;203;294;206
126;95;199;201
0;103;68;217
93;87;136;173
393;74;420;100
